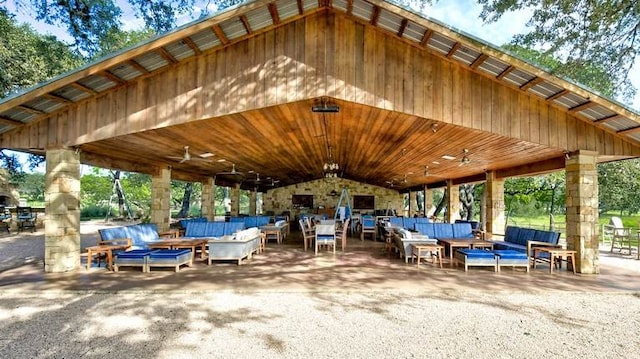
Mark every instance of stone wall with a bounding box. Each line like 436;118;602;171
263;177;403;220
0;169;20;206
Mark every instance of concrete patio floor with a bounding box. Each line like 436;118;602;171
1;222;639;294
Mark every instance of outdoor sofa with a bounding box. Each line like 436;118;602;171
488;226;561;257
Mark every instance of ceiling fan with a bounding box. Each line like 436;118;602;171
217;163;244;176
167;146;212;163
423;166;446;179
245;172;262;184
458;149;471;166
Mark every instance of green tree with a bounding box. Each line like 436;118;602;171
598;159;640;215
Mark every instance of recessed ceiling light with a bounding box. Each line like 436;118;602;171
442;155;456;160
216;159;226;163
200;152;214;158
432;161;440;165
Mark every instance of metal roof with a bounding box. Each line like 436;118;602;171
0;0;639;141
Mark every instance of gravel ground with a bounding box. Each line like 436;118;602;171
1;225;640;358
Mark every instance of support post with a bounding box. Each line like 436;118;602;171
446;180;460;223
44;148;81;272
565;150;599;274
151;167;171;233
249;189;257;215
201;177;216;220
230;183;240;216
485;171;505;236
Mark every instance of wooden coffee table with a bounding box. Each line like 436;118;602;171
411;243;444;268
437;238;494;262
532;247;576;274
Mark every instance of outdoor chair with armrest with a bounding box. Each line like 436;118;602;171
16;206;36;233
605;217;634;255
299;219;315;251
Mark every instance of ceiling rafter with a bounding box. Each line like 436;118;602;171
181;37;202;55
546;89;571;102
0;116;24;127
99;70;126;84
496;65;515;80
446;42;461;59
469;53;488;70
212;24;230;45
520;77;544;91
268;2;280;24
43;93;73;104
17;105;45;115
157;47;178;64
69;82;98;95
239;14;253;35
618;126;640;135
346;0;354;15
370;6;380;26
127;60;150;75
419;28;433;47
568;101;598;113
397;18;408;37
297;0;304;15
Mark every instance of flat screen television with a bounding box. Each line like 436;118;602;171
292;194;313;209
353;195;375;210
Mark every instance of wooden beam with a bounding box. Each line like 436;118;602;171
546;89;571;102
470;53;488;70
496;65;515;80
43;93;74;105
0;116;24;127
446;42;461;59
496;157;566;179
593;114;623;124
181;37;202;55
69;82;98;95
268;2;280;25
212;24;230;45
419;28;433;47
17;105;45;115
397;18;408;37
127;60;150;75
99;70;126;84
297;0;304;15
346;0;353;15
239;14;252;35
568;101;598;113
157;47;178;64
617;126;640;136
520;77;544;91
370;6;380;26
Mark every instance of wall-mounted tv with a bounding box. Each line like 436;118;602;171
292;194;314;209
353;195;375;210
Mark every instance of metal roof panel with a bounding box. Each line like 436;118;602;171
164;40;196;61
109;63;143;81
23;97;62;113
351;0;374;22
427;32;455;56
582;106;617;121
403;21;427;43
190;28;220;51
276;0;301;19
2;108;36;122
477;56;508;77
377;8;403;34
246;6;273;31
451;46;480;66
605;116;637;131
220;17;247;40
77;75;117;92
302;0;319;12
135;51;169;72
52;86;91;102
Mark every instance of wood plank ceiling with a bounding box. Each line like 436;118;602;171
0;0;638;191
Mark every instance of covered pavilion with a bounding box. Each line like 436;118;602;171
1;0;639;274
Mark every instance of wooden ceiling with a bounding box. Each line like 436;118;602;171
1;0;638;192
79;99;565;191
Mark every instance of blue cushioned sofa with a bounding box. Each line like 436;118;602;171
99;223;172;250
184;221;246;238
488;226;561;256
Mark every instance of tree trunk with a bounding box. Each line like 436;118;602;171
177;182;193;218
112;170;127;218
433;189;447;220
459;184;475;220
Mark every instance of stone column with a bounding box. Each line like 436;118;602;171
230;183;240;216
424;185;433;217
409;191;417;217
201;177;215;220
485;171;505;236
151;167;171;233
44;148;80;273
249;189;257;215
565;150;599;274
446;181;460;223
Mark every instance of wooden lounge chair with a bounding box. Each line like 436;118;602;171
606;217;634;254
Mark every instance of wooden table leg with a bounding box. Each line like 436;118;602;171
549;253;555;274
106;250;113;270
87;249;94;270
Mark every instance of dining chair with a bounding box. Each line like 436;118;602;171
315;223;336;255
360;216;376;241
336;218;350;251
299;219;315;251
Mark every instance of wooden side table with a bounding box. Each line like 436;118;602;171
411;244;444;268
86;244;129;270
533;247;577;274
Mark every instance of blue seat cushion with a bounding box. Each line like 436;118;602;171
457;249;495;258
452;223;474;238
149;249;191;258
185;222;209;237
433;224;454;238
493;250;528;259
224;222;245;235
116;250;152;259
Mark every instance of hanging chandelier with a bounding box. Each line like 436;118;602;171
323;145;340;178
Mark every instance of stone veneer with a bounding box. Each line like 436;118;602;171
44;148;80;273
263;177;403;220
150;167;171;233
